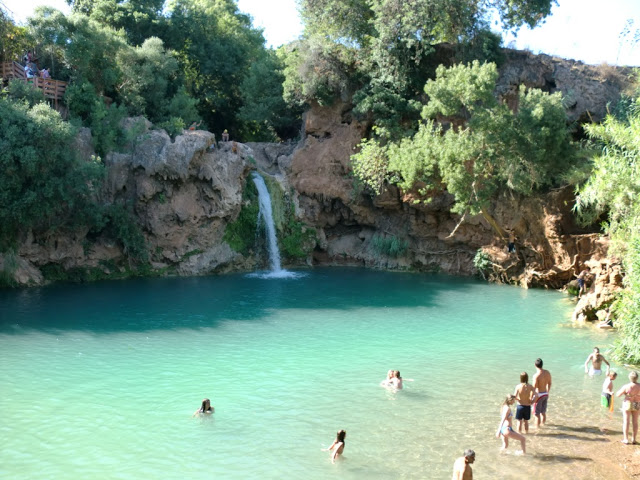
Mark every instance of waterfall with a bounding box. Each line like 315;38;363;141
252;172;282;273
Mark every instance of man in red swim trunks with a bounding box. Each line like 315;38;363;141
532;358;552;427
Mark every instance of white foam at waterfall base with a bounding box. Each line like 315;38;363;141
246;269;307;279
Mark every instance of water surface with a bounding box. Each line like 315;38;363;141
0;269;622;479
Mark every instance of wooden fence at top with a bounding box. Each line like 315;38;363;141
1;61;68;108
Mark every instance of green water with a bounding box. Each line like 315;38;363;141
0;269;622;479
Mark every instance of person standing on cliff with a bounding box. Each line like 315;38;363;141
452;449;475;480
222;129;229;142
532;358;552;428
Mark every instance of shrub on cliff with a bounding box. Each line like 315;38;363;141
577;88;640;364
352;62;577;222
0;98;103;248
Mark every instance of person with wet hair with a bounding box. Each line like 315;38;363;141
323;429;346;463
452;449;475;480
193;398;214;416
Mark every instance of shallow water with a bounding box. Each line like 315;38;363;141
0;268;624;479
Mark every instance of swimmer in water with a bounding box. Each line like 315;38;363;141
381;370;394;387
322;429;346;463
193;398;214;416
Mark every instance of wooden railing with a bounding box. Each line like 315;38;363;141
1;61;26;81
1;61;67;107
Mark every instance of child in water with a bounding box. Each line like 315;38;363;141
323;430;346;463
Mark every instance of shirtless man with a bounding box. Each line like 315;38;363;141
585;347;610;376
532;358;552;427
513;372;537;433
452;449;475;480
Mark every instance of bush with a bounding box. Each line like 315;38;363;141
370;234;408;258
473;249;493;278
223;177;259;254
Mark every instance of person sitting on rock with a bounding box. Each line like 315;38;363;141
222;129;229;142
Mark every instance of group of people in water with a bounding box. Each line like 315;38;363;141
584;346;640;445
454;352;640;479
191;352;639;477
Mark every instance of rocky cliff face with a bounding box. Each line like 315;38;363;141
1;48;630;315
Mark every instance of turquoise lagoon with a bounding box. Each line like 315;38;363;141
0;269;623;479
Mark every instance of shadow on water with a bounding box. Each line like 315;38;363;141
533;454;593;463
0;267;476;335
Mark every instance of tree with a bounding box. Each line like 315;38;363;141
352;61;576;234
0;8;31;63
164;0;266;135
0;98;104;245
67;0;166;46
577;91;640;364
238;49;303;141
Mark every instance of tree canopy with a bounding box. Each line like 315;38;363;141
352;61;576;220
577;88;640;364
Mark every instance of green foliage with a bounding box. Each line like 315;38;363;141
115;37;179;121
239;49;303;141
473;249;492;274
280;220;316;259
0;99;104;246
294;0;554;129
223;176;260;254
1;9;31;63
6;79;46;106
577;93;640;364
87;100;128;156
156;116;186;139
370;234;408;258
0;250;18;288
353;62;577;216
350;132;391;195
281;38;357;107
100;203;149;264
422;61;498;119
165;0;266;134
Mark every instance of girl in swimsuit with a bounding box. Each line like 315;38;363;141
496;394;526;454
193;398;214;416
323;429;346;463
616;371;640;444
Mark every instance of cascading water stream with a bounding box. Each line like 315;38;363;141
252;172;282;273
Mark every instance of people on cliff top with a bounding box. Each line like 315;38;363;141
222;129;229;142
585;347;610;376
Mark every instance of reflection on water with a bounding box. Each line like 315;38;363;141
0;268;625;479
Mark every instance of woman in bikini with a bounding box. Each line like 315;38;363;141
496;394;526;454
616;371;640;444
192;398;214;416
323;429;346;463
